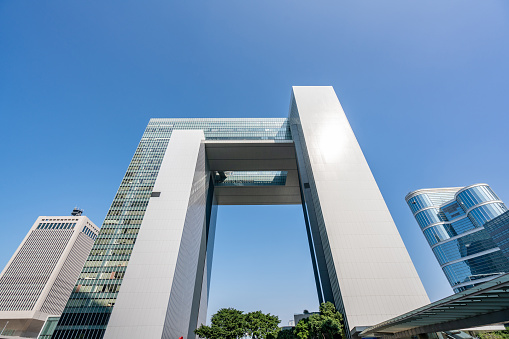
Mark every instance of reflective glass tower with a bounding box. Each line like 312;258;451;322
51;87;429;339
406;184;509;293
484;210;509;261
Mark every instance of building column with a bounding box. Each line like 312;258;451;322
290;86;429;333
104;130;215;339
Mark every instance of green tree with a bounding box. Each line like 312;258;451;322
295;318;310;339
308;314;342;339
246;310;281;339
478;331;509;339
317;302;344;339
195;308;247;339
278;328;297;339
194;325;215;339
294;302;344;339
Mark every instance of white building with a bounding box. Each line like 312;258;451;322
53;87;430;339
0;213;98;338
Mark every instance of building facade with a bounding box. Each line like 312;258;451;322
0;214;98;337
485;210;509;261
406;184;509;293
51;86;429;339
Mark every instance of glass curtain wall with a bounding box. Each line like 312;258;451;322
406;184;509;293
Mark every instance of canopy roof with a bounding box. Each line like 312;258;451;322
360;274;509;338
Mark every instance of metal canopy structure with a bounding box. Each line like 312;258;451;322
360;274;509;338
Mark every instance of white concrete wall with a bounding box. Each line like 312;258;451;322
104;130;206;339
291;86;429;330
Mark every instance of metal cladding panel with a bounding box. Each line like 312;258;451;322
103;130;206;339
0;216;97;337
290;86;429;330
0;229;74;312
40;232;95;315
162;139;211;339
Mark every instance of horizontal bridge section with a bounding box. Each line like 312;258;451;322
204;141;301;205
213;171;288;186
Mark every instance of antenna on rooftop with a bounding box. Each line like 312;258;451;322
71;207;83;216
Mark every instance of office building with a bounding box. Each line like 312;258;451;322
485;210;509;260
0;213;98;338
52;87;429;339
406;184;509;293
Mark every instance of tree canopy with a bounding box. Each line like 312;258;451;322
195;302;344;339
246;310;280;339
294;302;345;339
195;308;281;339
277;328;298;339
195;308;247;339
478;331;509;339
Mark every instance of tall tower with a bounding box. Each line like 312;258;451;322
52;87;429;339
0;213;98;337
406;183;509;293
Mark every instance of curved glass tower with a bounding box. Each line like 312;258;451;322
406;183;509;293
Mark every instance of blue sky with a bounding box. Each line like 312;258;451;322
1;0;509;326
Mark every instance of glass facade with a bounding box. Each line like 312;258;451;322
415;208;446;229
51;118;292;339
39;317;60;339
485;210;509;261
146;118;291;141
432;230;497;265
441;201;465;220
36;222;76;230
407;194;434;214
443;250;509;292
469;203;508;227
406;184;509;293
213;171;288;186
456;185;499;210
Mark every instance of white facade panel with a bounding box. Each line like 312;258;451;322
104;130;207;339
291;86;429;330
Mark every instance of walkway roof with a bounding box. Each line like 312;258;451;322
360;274;509;338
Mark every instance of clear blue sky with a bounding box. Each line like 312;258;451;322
1;0;509;326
